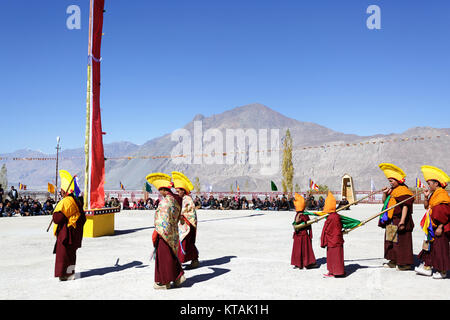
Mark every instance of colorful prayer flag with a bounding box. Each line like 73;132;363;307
74;176;81;197
420;209;435;242
120;182;125;190
309;179;319;190
416;178;424;189
48;183;55;194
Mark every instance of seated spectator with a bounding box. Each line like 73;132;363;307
122;198;130;210
0;202;4;217
262;198;271;210
4;201;14;217
337;196;350;210
220;197;230;210
131;201;138;210
30;201;43;216
279;197;289;211
42;200;54;215
241;197;249;210
306;195;317;210
318;196;325;211
145;198;154;210
20;201;32;216
253;198;264;210
229;197;239;210
194;196;202;209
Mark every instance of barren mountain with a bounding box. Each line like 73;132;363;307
2;103;449;192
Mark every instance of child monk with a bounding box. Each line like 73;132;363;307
291;193;317;269
320;191;345;277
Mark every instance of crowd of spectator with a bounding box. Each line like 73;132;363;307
111;197;159;210
0;185;55;217
191;194;327;211
0;182;340;216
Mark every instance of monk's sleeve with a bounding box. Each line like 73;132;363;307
321;219;329;248
432;204;450;233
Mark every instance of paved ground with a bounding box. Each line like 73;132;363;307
0;204;448;300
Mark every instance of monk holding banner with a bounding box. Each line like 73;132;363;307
147;173;185;289
320;192;345;277
172;171;200;269
291;193;317;269
415;165;450;279
378;163;415;271
52;170;86;281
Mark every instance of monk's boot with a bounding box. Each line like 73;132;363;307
382;261;396;268
59;273;76;281
396;264;412;271
432;271;447;279
173;274;186;288
153;282;170;290
414;264;432;276
189;259;200;269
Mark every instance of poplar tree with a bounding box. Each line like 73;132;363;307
281;129;294;193
193;176;201;193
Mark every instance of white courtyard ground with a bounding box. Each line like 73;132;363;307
0;204;448;300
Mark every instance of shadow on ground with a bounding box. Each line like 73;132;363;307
80;260;144;278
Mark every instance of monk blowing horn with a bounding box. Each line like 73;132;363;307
342;190;424;234
46;175;77;232
294;189;384;231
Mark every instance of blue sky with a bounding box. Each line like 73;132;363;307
1;0;449;154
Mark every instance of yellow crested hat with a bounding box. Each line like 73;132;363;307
171;171;194;194
293;193;306;212
59;170;75;194
379;163;406;183
146;173;173;190
322;191;337;214
421;165;450;187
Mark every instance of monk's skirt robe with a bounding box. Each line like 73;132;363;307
178;225;199;263
155;234;184;284
321;212;345;276
291;213;316;268
53;211;86;277
379;194;415;266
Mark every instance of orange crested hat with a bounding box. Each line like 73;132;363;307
322;191;337;214
293;193;306;212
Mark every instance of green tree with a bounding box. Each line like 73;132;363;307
318;184;329;193
193;177;201;193
294;183;300;193
281;129;294;193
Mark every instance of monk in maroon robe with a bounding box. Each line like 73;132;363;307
291;193;316;269
416;172;450;279
53;193;86;281
320;192;345;277
378;180;415;270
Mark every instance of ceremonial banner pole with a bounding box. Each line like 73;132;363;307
294;188;384;231
343;191;424;234
81;0;120;237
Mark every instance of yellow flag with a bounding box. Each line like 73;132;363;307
48;182;55;194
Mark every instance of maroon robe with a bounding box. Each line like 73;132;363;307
429;204;450;272
154;234;184;284
291;212;316;268
178;222;199;263
53;209;86;278
378;194;415;266
321;212;345;276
